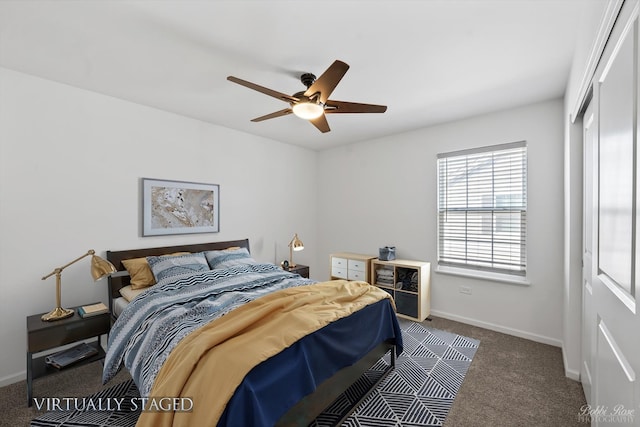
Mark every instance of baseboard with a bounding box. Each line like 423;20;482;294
0;370;25;388
430;309;563;348
562;346;581;381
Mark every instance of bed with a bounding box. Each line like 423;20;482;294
103;239;403;426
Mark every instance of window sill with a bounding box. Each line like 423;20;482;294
435;266;531;286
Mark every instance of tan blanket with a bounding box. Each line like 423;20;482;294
135;279;392;427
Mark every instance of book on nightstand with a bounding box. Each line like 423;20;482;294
44;342;99;369
77;302;108;318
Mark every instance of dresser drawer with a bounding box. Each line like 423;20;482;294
330;253;375;282
331;266;347;279
348;259;366;272
348;270;367;281
332;257;348;268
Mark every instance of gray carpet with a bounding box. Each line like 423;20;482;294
29;319;479;427
1;316;588;427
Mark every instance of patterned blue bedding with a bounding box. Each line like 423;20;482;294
102;263;314;396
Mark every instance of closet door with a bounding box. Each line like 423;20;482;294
588;1;640;422
581;100;596;405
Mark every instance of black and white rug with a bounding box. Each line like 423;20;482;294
312;319;480;426
31;320;479;427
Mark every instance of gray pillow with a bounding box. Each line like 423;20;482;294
147;252;209;282
205;247;257;269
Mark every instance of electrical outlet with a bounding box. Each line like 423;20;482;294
459;285;472;295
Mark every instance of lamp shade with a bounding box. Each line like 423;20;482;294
292;102;324;120
91;255;117;281
291;233;304;251
288;233;304;268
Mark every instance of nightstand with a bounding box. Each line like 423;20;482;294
288;264;310;278
26;304;110;406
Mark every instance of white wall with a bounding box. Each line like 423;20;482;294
0;67;317;385
316;99;565;345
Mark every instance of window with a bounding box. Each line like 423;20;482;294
437;141;527;278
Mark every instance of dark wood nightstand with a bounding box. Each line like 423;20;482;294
26;304;110;406
288;264;310;278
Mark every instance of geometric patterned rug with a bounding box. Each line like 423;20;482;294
312;319;480;426
31;319;479;427
30;379;141;427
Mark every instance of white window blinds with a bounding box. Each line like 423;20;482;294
437;141;527;277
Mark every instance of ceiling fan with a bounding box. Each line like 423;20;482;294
227;60;387;133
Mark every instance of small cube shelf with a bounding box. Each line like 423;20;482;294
370;259;431;322
330;253;376;283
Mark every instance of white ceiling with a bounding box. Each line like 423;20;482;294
0;1;600;150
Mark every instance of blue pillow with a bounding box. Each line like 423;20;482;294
147;252;209;282
205;247;257;269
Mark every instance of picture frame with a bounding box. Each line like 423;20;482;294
142;178;219;236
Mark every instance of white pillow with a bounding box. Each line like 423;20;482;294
119;285;148;302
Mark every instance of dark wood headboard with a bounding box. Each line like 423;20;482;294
106;239;250;315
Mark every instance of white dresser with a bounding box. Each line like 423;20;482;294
329;253;376;283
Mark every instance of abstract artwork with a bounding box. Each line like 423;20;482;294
142;178;219;236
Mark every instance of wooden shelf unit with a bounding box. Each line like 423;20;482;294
370;259;431;322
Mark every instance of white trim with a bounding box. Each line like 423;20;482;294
599;273;637;313
430;309;562;348
599;321;636;382
436;140;526;159
435;265;531;286
562;346;582;381
0;371;25;388
598;1;640;83
571;0;625;122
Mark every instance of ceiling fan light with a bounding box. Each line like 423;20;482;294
292;102;324;120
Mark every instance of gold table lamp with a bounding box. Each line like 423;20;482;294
288;233;304;268
41;249;117;321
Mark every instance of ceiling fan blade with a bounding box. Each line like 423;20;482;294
304;60;349;104
309;114;331;133
251;108;293;122
227;76;299;103
324;100;387;114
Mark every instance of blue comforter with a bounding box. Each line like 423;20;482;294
103;263;314;396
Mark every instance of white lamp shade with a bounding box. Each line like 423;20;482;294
292;102;323;120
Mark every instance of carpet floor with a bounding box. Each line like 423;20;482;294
30;319;479;427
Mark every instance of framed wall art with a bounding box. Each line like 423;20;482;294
142;178;219;236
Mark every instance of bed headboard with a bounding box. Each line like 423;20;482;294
106;238;250;315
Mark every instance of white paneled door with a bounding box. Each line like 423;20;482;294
582;100;596;407
582;1;640;425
